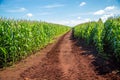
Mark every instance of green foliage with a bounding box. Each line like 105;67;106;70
74;21;104;53
103;17;120;62
0;18;70;67
74;17;120;63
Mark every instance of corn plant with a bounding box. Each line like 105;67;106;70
0;17;70;67
74;17;120;63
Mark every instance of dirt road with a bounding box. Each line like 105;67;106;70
0;31;119;80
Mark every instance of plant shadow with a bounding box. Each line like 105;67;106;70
70;33;119;75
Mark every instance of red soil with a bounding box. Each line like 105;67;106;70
0;31;120;80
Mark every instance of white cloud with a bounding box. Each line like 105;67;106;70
50;18;91;26
94;6;116;15
85;18;91;21
80;2;86;6
93;6;119;22
77;17;81;19
105;6;115;11
42;4;64;9
93;6;120;22
7;7;26;12
27;13;33;17
94;10;105;15
70;18;91;26
101;14;114;22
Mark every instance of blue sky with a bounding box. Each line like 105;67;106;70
0;0;120;26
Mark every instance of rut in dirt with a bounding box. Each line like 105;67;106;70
20;31;111;80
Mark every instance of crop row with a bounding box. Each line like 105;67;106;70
74;17;120;63
0;18;70;67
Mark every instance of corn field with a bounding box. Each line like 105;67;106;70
74;17;120;63
0;18;70;67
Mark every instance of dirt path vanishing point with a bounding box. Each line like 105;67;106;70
0;31;120;80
